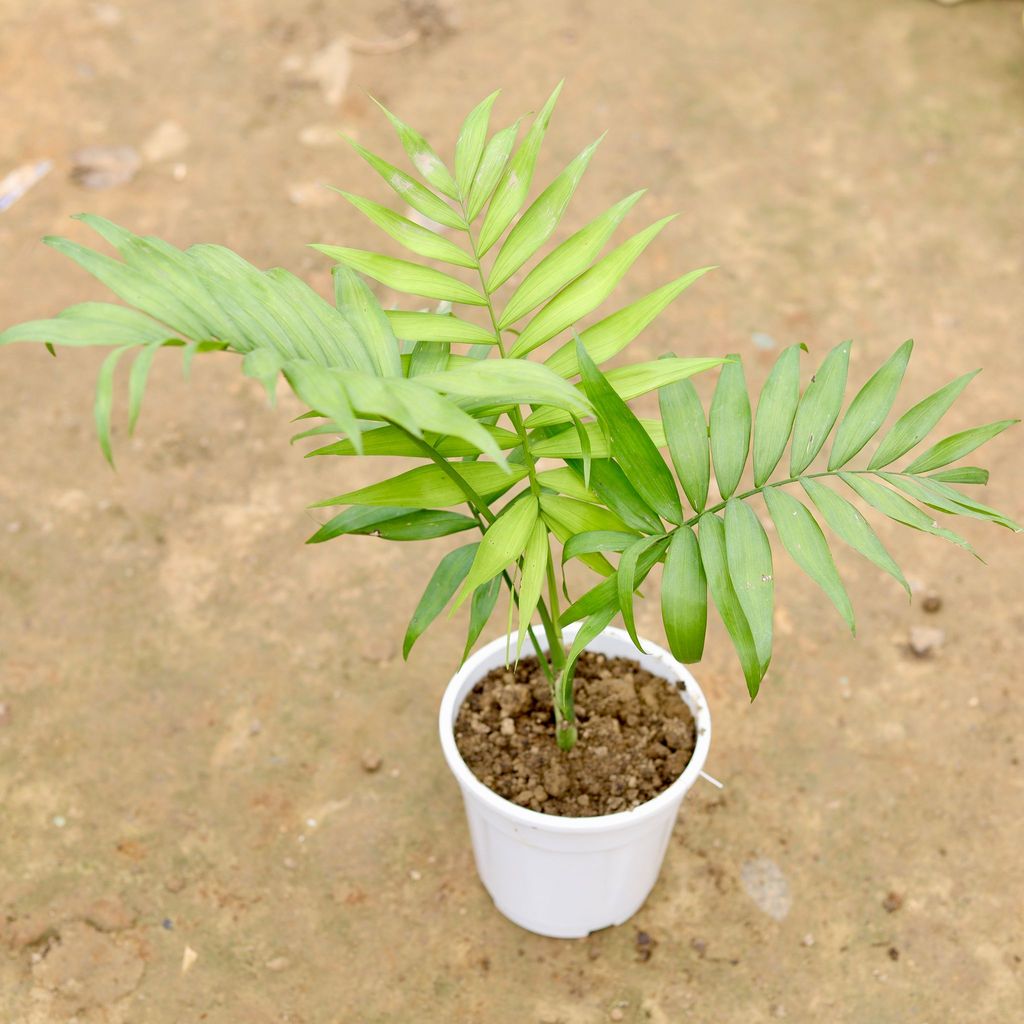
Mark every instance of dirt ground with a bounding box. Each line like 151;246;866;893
2;1;1023;1021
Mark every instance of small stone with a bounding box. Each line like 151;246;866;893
249;720;262;735
0;702;11;727
282;857;297;870
908;625;945;658
532;786;549;803
409;869;422;881
610;1009;625;1022
801;933;815;947
772;1005;787;1019
171;162;188;181
165;876;186;893
882;891;904;913
265;955;290;972
922;592;943;613
52;815;66;828
740;858;792;921
300;38;352;106
635;929;656;962
70;145;141;189
967;696;979;708
141;120;190;162
887;946;899;961
751;331;777;351
361;751;382;773
500;717;515;736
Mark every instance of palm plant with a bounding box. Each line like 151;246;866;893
2;85;1017;753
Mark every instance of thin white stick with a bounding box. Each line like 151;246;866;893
699;770;724;789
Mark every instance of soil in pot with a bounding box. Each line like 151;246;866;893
453;650;697;817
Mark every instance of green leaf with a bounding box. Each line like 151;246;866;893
541;267;714;376
313;246;486;307
307;422;520;458
560;536;666;625
462;576;503;662
455;496;539;609
403;543;478;658
309;506;477;544
539;493;635;537
487;136;602;291
904;419;1018;474
332;191;475;268
573;459;662;534
828;339;913;470
516;520;550;658
576;340;683;524
415;358;592;418
879;473;1021;532
839;472;975;554
561;530;637;565
455;90;499;199
477;82;563;255
753;345;802;487
617;536;669;651
0;302;178;349
127;341;170;434
331;266;403;377
535;467;596;503
348;141;465;230
407;340;450;377
697;513;763;699
94;345;133;465
661;527;707;663
661;378;709;514
868;370;979;469
313;461;527;509
384;311;496;345
763;487;855;633
372;98;460;199
530;419;666;459
498;191;645;329
789;339;851;476
928;466;988;485
509;217;676;357
709;355;751;500
561;604;619;684
466;118;523;222
281;363;365;451
800;478;909;596
243;347;284;403
724;499;774;671
44;236;210;340
525;356;724;428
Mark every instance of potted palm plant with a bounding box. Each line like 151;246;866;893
2;85;1017;938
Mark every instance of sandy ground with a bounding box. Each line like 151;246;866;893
2;1;1023;1021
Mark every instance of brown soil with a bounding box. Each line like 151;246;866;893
453;651;697;817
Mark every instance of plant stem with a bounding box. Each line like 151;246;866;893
462;211;569;687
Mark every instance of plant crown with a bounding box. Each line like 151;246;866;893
2;85;1018;751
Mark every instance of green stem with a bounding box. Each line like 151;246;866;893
462;209;569;694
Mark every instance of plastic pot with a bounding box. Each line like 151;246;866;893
438;624;712;938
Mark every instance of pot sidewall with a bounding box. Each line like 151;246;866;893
438;625;712;937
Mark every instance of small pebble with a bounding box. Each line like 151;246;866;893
967;696;979;708
306;818;317;829
409;869;422;881
181;944;198;974
610;1009;624;1022
882;891;904;913
887;946;900;961
361;751;382;773
165;877;186;893
282;857;297;870
500;716;515;736
52;815;66;828
908;625;945;658
801;933;815;947
922;592;943;613
0;702;10;726
162;918;173;930
70;145;140;189
265;956;290;972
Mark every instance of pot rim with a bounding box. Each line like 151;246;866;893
438;624;712;834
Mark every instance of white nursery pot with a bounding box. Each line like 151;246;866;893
438;624;712;939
